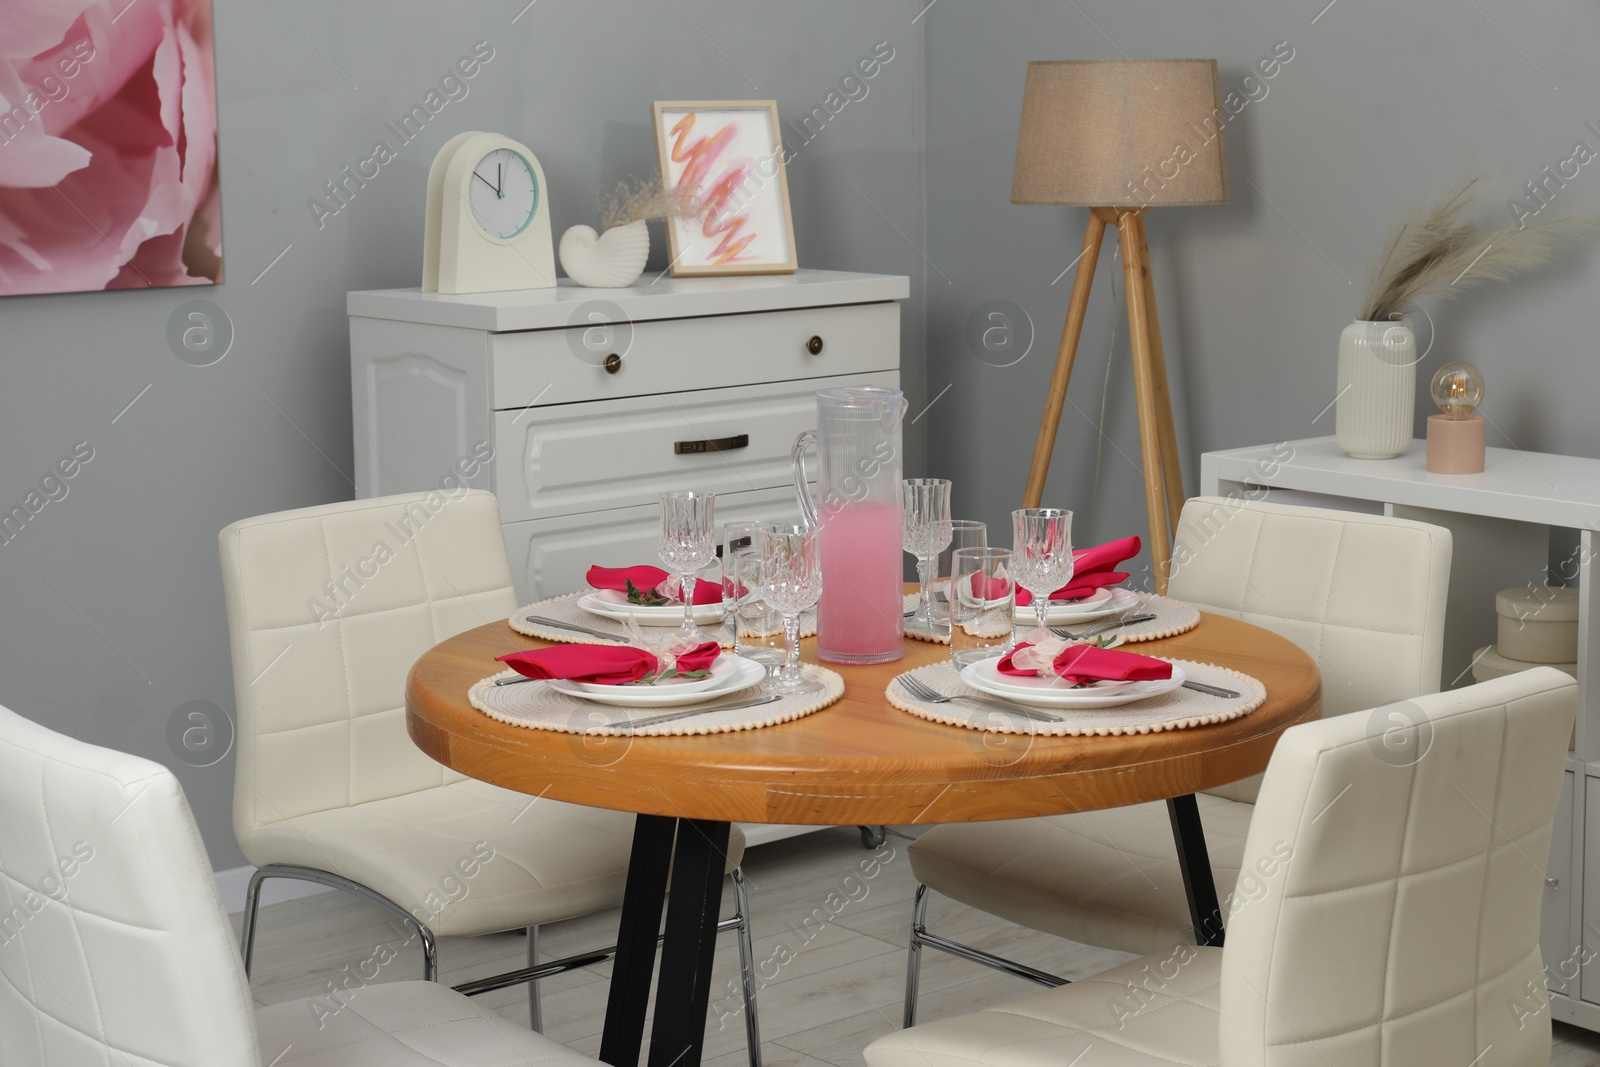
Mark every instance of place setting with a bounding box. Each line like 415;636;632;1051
889;504;1265;736
478;495;842;736
512;493;817;648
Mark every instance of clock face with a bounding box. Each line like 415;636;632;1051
467;148;539;240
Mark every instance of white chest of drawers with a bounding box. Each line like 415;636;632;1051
347;269;907;603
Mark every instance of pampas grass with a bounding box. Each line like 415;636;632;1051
598;175;702;231
1360;175;1600;322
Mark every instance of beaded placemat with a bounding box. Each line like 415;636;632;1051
469;664;843;736
903;590;1201;645
886;659;1265;736
511;592;816;648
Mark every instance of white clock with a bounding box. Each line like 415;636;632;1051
422;132;555;294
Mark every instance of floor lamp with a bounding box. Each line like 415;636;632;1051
1013;59;1229;593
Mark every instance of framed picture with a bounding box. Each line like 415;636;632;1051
0;0;224;297
652;100;797;276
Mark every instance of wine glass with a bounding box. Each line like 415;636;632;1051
1011;508;1074;637
758;523;825;695
658;490;717;646
902;479;953;634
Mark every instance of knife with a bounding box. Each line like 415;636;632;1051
618;694;781;730
522;615;627;642
1181;680;1241;698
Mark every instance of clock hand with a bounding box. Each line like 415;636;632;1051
473;171;498;195
497;163;504;199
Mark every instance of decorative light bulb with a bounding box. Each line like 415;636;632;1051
1429;362;1485;420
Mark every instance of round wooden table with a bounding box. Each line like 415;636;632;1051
407;611;1320;1067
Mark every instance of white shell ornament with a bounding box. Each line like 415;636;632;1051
558;220;649;288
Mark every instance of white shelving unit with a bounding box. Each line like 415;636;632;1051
1202;434;1600;1030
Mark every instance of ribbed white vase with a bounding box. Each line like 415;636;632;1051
1335;320;1416;459
558;220;650;288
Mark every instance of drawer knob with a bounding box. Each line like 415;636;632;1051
603;352;622;374
806;335;824;355
1547;876;1561;888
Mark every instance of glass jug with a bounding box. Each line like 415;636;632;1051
791;386;908;664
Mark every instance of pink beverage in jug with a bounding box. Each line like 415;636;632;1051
817;504;905;664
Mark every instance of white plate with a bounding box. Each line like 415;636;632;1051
547;656;765;707
961;657;1185;708
573;655;732;695
1013;586;1140;624
578;590;724;627
973;665;1140;698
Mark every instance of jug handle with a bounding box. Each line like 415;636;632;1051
884;395;910;432
791;429;820;528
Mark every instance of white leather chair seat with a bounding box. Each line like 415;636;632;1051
258;979;600;1067
867;948;1222;1067
241;777;746;937
910;795;1252;955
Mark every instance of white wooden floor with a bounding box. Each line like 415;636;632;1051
236;826;1600;1067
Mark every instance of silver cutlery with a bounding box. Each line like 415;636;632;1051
522;615;627;643
1049;612;1157;641
618;694;780;730
898;674;1062;723
1182;680;1240;698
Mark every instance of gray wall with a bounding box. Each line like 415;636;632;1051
0;1;927;869
922;0;1600;586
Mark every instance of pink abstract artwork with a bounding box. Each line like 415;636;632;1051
0;0;223;297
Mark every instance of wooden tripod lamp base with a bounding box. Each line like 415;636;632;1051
1021;207;1185;594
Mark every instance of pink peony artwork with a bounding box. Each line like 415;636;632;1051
0;0;223;296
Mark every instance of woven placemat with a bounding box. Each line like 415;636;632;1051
886;659;1265;736
469;664;843;736
903;590;1201;645
512;592;816;648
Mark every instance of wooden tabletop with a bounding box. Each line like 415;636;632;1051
407;607;1321;826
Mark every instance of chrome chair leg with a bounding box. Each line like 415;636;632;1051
904;883;930;1028
731;867;762;1067
527;925;543;1032
238;864;438;982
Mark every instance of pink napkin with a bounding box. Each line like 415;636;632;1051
1013;535;1141;607
497;642;721;685
998;642;1171;685
586;564;723;604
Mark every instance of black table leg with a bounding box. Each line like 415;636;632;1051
1166;794;1225;947
600;814;677;1067
647;818;732;1067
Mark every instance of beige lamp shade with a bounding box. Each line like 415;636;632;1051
1012;59;1230;207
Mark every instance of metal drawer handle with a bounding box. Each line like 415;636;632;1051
806;335;824;355
603;353;622;374
675;433;750;455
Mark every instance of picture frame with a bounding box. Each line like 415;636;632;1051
652;100;798;276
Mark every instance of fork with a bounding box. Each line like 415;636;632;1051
1050;612;1157;641
898;674;1062;723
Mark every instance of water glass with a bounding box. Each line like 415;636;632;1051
902;479;953;634
720;519;765;634
1011;508;1074;637
937;519;988;597
659;490;717;645
729;548;784;667
950;547;1015;668
759;523;825;695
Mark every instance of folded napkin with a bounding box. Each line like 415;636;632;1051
998;640;1172;685
1013;535;1142;606
587;564;723;605
497;642;721;685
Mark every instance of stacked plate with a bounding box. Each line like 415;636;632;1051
959;655;1186;709
544;654;767;708
1012;586;1142;625
576;589;724;628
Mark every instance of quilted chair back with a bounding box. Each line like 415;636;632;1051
220;490;518;835
1168;495;1451;802
0;704;260;1067
1221;667;1574;1066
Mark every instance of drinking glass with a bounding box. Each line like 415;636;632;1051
658;490;717;645
902;479;953;634
937;520;989;600
950;547;1015;668
721;520;765;637
729;547;784;667
758;523;825;695
1011;508;1074;637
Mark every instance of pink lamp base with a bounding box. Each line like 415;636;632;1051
1426;414;1485;474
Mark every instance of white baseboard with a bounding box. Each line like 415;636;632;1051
215;865;332;915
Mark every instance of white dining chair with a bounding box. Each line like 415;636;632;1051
871;667;1574;1067
219;489;760;1056
0;701;607;1067
903;496;1452;1023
